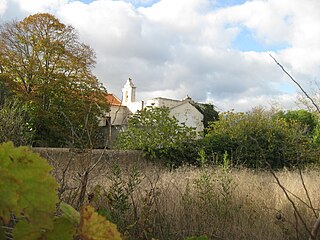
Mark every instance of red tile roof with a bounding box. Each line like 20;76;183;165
106;94;122;106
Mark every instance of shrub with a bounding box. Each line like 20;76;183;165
115;106;196;164
204;107;319;168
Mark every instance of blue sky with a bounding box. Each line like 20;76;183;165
232;27;290;52
79;0;248;7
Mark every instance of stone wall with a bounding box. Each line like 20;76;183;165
32;147;147;170
31;147;160;208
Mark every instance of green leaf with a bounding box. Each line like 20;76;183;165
13;221;42;240
46;215;77;240
0;142;58;232
0;168;20;223
0;226;6;240
186;236;209;240
60;202;80;225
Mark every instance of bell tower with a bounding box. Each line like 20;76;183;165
122;78;136;106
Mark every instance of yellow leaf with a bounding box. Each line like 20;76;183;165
79;205;122;240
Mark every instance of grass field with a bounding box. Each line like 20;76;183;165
47;151;320;240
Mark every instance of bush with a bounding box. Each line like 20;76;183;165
115;106;196;164
204;107;319;168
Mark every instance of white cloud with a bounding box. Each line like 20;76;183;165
0;0;7;15
122;0;158;6
1;0;320;111
18;0;68;12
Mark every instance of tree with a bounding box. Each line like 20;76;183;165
274;109;318;134
0;99;33;146
204;107;319;168
0;79;11;106
0;13;108;147
115;106;196;160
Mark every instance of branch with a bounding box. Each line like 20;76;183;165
269;54;320;113
298;169;318;219
270;169;312;237
310;217;320;240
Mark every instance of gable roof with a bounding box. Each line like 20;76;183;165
167;96;195;110
106;94;122;106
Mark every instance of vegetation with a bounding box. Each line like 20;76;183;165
192;102;219;131
0;142;122;240
203;107;319;168
115;105;319;168
0;99;33;146
0;80;11;106
115;106;196;161
0;13;108;147
274;109;318;135
43;150;320;240
1;11;320;240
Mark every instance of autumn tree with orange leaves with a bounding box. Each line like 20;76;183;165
0;13;108;147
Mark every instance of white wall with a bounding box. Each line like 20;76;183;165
169;102;204;134
100;105;130;126
146;97;181;108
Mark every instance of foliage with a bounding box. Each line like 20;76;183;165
0;141;58;238
115;106;196;160
0;13;108;147
0;99;33;146
204;107;319;168
0;142;122;239
92;164;142;236
192;102;219;132
79;205;122;240
313;123;320;145
274;109;318;134
186;236;208;240
274;109;320;146
0;79;12;106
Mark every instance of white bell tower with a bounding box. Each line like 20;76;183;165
122;78;136;106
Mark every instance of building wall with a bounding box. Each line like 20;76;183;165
108;80;206;138
105;105;129;126
169;102;204;134
127;101;144;114
146;98;181;108
145;97;204;134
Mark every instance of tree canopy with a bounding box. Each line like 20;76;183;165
0;13;108;147
115;106;196;160
0;99;33;146
204;108;319;168
274;109;318;134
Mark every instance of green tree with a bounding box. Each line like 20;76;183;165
0;79;12;106
274;109;318;134
0;13;108;147
115;106;196;160
0;99;33;146
204;107;318;168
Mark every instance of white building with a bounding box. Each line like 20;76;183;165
106;78;205;134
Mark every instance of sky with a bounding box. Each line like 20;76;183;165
1;0;320;111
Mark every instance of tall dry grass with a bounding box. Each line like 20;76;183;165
46;151;320;240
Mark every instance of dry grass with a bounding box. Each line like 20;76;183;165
45;151;320;240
